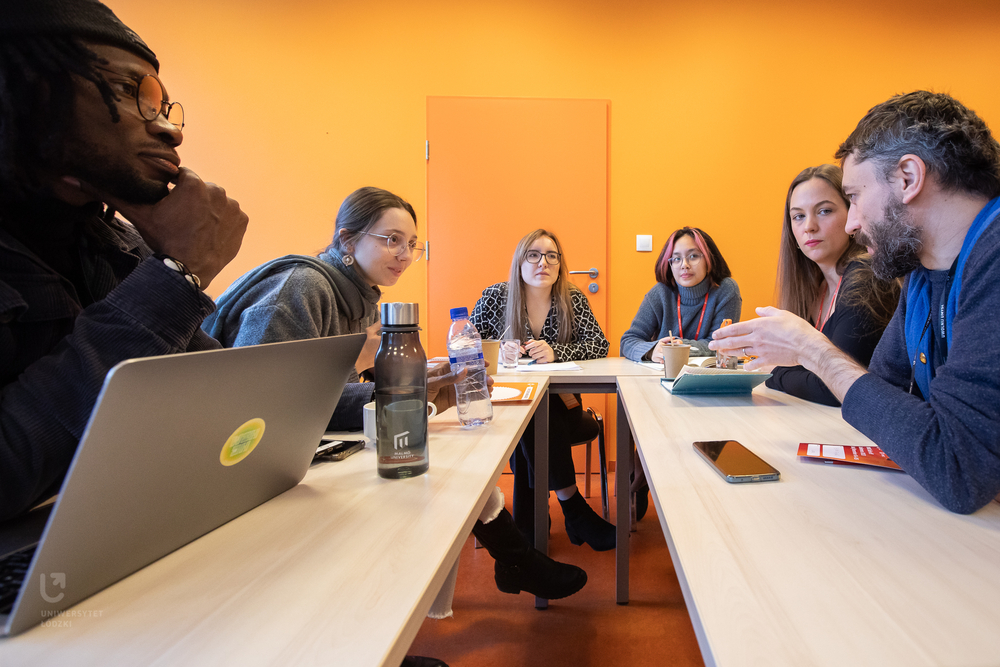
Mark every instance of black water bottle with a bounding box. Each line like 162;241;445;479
374;302;429;479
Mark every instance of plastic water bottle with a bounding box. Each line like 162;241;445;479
447;307;494;427
375;302;429;478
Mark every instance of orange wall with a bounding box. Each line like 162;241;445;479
112;0;1000;352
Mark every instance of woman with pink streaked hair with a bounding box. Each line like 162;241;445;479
621;226;742;520
620;226;742;362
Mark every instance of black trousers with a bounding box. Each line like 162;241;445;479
511;395;598;533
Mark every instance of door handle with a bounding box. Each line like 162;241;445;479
569;268;599;279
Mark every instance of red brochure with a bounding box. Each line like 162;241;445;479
797;442;903;471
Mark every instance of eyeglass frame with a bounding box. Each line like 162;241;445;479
666;252;704;266
365;232;426;262
94;65;185;130
523;250;562;266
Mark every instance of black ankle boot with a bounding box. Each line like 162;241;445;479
559;490;616;552
472;509;587;599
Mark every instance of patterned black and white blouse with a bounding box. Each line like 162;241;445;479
469;282;609;362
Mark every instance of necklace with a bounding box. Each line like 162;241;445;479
815;275;843;331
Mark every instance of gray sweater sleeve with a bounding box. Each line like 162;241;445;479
620;287;666;362
841;227;1000;514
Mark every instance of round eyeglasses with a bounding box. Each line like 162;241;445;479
366;232;425;262
667;252;704;266
524;250;561;265
96;66;184;130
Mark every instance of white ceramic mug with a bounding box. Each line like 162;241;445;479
367;399;437;443
363;401;376;443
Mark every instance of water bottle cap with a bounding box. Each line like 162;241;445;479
381;302;420;325
449;307;469;320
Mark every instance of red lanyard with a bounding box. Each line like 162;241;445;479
816;275;843;331
676;292;709;340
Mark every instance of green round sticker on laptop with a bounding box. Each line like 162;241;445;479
220;418;266;466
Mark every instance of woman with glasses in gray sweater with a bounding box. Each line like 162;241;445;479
621;226;742;362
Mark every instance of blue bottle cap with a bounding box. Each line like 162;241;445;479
449;307;469;320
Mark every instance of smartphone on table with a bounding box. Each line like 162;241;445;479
693;440;780;483
314;438;364;462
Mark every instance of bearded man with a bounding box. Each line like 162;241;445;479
712;91;1000;514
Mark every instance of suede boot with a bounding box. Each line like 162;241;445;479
559;490;616;552
472;509;587;599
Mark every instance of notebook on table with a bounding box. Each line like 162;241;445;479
0;333;364;637
660;365;771;395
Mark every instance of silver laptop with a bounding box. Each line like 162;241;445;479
0;333;364;636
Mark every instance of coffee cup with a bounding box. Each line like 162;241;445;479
481;340;500;376
662;344;690;380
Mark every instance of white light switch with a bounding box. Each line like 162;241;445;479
637;235;653;252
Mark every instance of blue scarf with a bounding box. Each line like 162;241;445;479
905;196;1000;397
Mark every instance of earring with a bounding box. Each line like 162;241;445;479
343;254;355;266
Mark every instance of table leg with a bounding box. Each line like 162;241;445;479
534;389;549;610
616;388;631;605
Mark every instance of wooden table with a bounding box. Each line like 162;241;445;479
501;356;665;605
617;376;1000;667
0;379;549;666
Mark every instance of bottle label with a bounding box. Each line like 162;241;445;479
449;351;484;365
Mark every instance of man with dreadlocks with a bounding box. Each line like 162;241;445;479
0;0;249;521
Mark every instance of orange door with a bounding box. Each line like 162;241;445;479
425;96;609;358
426;96;611;477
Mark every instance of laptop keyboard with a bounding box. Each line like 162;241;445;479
0;545;36;614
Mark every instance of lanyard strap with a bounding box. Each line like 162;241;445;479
908;256;959;394
676;292;709;340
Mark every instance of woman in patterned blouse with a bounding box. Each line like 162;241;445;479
470;229;614;551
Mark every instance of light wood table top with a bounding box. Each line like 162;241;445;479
617;376;1000;667
0;379;548;666
497;356;664;389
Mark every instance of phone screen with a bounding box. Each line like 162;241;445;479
693;440;780;483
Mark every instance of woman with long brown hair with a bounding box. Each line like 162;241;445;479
470;229;613;551
767;164;900;406
206;192;587;602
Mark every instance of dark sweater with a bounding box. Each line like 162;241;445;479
841;203;1000;514
767;263;893;407
620;277;741;360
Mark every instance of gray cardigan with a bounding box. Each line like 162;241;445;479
619;277;742;360
202;250;380;431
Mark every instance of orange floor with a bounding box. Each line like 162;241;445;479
407;472;705;667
